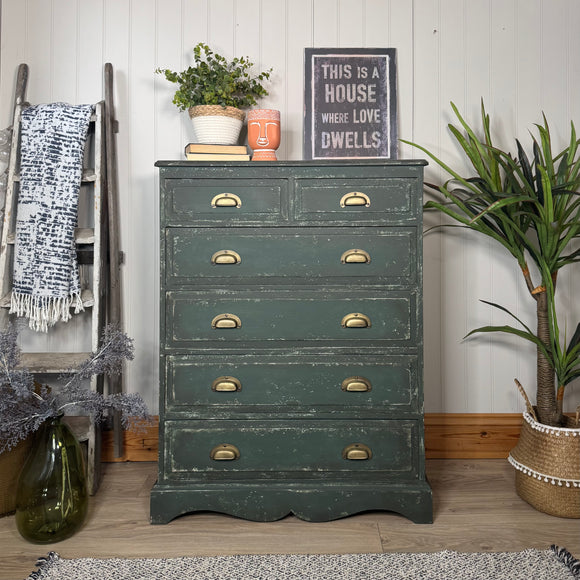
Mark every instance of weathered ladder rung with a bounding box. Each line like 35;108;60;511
20;351;92;374
11;168;97;183
0;288;95;309
6;227;95;245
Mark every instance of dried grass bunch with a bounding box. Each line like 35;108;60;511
0;323;150;453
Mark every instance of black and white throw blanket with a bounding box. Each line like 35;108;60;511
10;102;94;332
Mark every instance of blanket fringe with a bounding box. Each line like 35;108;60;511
551;545;580;579
27;552;60;580
10;291;84;332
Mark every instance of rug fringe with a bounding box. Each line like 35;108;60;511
551;545;580;579
26;552;60;580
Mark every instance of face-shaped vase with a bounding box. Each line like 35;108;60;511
247;109;280;161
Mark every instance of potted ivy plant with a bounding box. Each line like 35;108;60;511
156;42;272;145
402;102;580;518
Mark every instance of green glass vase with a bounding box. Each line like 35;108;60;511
15;415;88;543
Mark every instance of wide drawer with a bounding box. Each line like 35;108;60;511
295;177;419;222
165;290;417;348
164;419;419;478
163;177;287;224
164;354;419;413
166;227;416;285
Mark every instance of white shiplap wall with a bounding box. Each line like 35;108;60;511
1;0;579;414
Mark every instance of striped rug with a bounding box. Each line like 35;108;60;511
27;545;579;580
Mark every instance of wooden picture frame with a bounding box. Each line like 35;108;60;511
303;48;397;160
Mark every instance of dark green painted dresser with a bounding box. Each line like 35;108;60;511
150;159;432;524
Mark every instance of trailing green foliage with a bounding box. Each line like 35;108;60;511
402;101;580;426
156;43;272;110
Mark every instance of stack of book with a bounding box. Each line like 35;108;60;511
184;143;250;161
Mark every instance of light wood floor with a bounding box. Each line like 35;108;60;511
1;460;579;580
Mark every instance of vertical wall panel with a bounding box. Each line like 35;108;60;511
364;0;391;47
387;0;414;160
539;1;567;133
313;0;338;47
180;0;210;149
50;0;78;103
553;1;580;416
566;5;580;412
76;0;104;104
103;0;132;383
24;1;52;102
258;2;287;158
125;0;157;407
515;0;541;131
286;0;313;159
234;0;261;66
462;1;494;414
438;0;473;413
487;0;522;413
337;0;363;46
413;0;443;413
154;0;183;161
208;0;235;55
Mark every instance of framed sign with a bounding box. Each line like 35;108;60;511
303;48;397;160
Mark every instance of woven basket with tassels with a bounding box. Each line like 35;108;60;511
508;382;580;518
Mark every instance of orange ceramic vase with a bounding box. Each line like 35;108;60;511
247;109;280;161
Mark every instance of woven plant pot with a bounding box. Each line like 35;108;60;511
188;105;245;145
508;412;580;518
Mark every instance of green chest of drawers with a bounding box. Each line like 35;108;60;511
150;160;433;524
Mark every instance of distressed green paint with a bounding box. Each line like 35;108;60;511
167;228;415;284
166;354;418;412
168;291;414;344
151;160;432;525
166;420;416;475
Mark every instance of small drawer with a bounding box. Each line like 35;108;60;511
165;289;416;348
165;227;416;286
164;419;419;478
164;354;419;413
163;178;287;224
295;178;418;222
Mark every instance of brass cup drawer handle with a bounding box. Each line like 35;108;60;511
341;313;371;328
211;376;242;392
340;191;370;207
342;443;373;460
341;249;371;264
211;193;242;208
211;250;241;265
341;376;372;392
210;444;240;461
211;313;242;329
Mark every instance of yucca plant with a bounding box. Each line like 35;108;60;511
402;102;580;427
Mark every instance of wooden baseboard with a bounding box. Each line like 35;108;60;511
101;413;525;462
101;420;160;462
424;413;523;459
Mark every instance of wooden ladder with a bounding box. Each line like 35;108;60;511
0;63;121;494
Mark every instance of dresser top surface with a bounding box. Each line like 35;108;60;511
155;159;428;168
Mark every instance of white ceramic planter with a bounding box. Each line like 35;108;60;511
188;105;245;145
